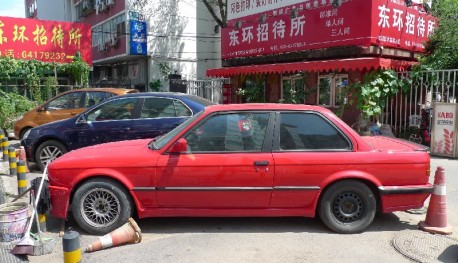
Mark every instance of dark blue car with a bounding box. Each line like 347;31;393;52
22;92;215;170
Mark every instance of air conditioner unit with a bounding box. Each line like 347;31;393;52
106;0;115;6
109;36;118;46
98;43;107;51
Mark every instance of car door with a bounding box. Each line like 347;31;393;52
270;111;354;209
155;111;275;208
33;91;84;125
131;97;192;139
69;97;137;149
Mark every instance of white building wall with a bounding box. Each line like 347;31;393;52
128;0;221;91
36;0;72;21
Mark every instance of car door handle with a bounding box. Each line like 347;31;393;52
254;161;269;166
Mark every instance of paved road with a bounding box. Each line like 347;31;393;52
2;151;458;262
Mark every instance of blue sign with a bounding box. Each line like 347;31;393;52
130;20;147;55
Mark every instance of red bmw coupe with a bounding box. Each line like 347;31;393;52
47;104;432;235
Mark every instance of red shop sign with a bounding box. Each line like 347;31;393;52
0;16;92;64
222;0;435;59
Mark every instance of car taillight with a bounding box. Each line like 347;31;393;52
427;163;431;177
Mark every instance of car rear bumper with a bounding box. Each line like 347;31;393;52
49;185;71;218
379;184;433;213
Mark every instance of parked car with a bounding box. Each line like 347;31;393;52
14;87;137;139
22;92;214;171
47;103;433;235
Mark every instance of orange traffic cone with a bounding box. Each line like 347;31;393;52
85;218;142;253
419;166;453;235
16;146;29;173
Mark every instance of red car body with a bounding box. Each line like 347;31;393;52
48;104;432;234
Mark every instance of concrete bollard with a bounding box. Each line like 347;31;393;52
63;230;82;263
2;137;8;162
9;146;17;176
16;160;27;195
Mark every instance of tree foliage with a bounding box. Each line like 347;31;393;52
352;70;411;118
420;0;458;69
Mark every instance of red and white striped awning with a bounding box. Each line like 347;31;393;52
207;57;416;77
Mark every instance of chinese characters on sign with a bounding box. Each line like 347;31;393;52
129;20;147;55
0;16;92;64
222;0;435;59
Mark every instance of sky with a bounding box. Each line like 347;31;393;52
0;1;25;18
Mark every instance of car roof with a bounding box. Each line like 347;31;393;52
113;92;214;101
59;87;138;95
203;103;333;113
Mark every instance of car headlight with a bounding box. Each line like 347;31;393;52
22;129;31;140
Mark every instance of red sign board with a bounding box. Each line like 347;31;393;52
222;0;435;59
0;16;92;65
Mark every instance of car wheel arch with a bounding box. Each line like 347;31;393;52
69;174;138;217
34;137;69;156
19;126;34;139
314;177;382;216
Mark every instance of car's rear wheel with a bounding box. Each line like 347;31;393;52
319;180;376;234
35;140;68;171
72;178;133;235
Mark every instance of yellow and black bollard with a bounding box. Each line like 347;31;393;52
63;230;82;263
16;160;27;195
9;146;17;176
2;137;8;162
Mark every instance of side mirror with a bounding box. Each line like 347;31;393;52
169;138;188;153
37;105;46;112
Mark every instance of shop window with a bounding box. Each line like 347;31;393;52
281;74;305;104
317;74;348;107
237;76;266;103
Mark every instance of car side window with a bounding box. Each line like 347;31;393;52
85;92;112;107
86;98;137;122
174;100;192;117
141;98;191;119
47;92;83;110
279;112;351;151
184;112;269;152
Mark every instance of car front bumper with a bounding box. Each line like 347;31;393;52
49;185;71;218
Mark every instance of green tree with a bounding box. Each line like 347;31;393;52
420;0;458;69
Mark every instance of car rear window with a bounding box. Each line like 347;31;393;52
184;95;216;106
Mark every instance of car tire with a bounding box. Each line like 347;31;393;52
318;180;376;234
19;127;32;140
72;178;133;235
35;140;68;171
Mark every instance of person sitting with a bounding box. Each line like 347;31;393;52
369;116;381;136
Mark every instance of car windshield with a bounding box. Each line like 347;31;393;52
149;109;205;150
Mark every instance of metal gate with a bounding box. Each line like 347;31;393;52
170;79;225;104
382;70;458;142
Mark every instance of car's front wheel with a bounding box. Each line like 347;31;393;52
318;180;376;234
35;140;68;171
72;178;133;235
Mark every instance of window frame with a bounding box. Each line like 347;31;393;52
317;74;349;108
175;111;275;154
272;111;353;152
281;74;305;103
